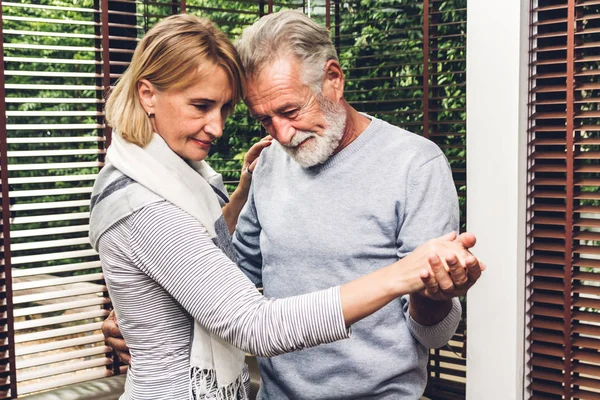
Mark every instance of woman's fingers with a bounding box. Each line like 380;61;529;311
245;137;273;161
456;232;476;249
243;137;273;174
439;231;457;241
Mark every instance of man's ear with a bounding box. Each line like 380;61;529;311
137;79;156;114
321;60;345;101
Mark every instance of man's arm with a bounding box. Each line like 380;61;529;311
232;179;263;286
397;152;463;348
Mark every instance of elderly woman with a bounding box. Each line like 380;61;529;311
90;14;476;400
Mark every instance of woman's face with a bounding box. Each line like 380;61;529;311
141;63;234;161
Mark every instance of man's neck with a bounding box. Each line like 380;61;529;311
333;100;371;154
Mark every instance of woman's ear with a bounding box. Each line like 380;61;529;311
321;60;345;102
137;79;156;115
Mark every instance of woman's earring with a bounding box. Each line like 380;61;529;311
147;111;153;117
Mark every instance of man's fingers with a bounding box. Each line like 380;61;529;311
466;255;482;284
109;324;123;338
106;337;129;352
102;313;124;339
420;265;440;295
101;311;118;336
116;350;131;365
430;253;454;293
102;311;130;365
447;253;468;288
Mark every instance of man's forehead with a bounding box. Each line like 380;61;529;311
245;61;308;114
247;57;303;89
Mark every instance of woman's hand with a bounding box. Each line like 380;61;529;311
241;135;273;179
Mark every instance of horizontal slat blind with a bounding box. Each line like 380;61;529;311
0;0;131;395
528;0;600;398
423;1;466;397
0;1;16;398
337;0;426;132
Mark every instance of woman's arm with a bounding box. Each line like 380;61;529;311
222;137;272;233
128;202;479;357
221;169;252;233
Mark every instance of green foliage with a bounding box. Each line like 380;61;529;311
3;0;467;269
338;0;467;228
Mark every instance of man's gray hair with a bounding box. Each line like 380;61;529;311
236;10;338;92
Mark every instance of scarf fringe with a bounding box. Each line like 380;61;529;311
190;367;249;400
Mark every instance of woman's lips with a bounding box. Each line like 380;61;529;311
191;138;212;149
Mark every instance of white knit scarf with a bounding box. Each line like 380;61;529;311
107;132;247;399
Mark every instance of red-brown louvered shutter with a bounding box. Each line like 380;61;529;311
527;0;600;398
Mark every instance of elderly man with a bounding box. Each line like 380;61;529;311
103;10;482;399
231;11;477;399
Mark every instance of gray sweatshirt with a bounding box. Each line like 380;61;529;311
233;115;462;399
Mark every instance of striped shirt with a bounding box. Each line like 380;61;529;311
99;200;349;400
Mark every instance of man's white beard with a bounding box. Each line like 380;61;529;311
281;96;347;168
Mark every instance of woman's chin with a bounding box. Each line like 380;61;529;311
173;149;208;163
185;150;209;163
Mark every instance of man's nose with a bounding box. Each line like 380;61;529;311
271;117;295;146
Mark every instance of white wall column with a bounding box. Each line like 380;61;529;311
466;0;530;399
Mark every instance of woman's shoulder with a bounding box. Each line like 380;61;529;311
131;200;195;225
129;200;214;244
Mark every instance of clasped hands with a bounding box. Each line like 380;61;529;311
407;231;485;301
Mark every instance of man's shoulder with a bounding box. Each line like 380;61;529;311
252;142;288;175
373;118;444;164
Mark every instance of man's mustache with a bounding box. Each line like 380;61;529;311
283;131;317;148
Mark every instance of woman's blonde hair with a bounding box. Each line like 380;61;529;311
105;14;245;147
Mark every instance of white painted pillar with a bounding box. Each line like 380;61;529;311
466;0;530;399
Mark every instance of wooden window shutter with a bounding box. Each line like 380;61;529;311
527;0;600;398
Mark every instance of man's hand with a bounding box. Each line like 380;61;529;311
102;310;131;365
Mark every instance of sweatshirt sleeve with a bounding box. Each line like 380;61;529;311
232;182;264;286
129;201;350;357
396;152;462;348
401;295;461;349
